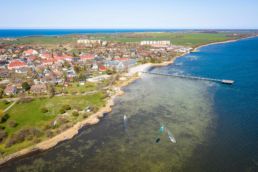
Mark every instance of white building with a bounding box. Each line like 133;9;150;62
77;39;102;45
140;40;171;47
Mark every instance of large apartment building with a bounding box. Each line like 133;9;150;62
140;40;171;47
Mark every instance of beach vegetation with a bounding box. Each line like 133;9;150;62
0;92;106;155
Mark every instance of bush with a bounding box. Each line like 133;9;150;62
6;132;26;147
59;124;70;131
72;111;79;117
82;113;89;118
44;123;51;130
59;117;69;124
29;128;42;137
33;138;41;144
3;100;10;105
6;128;42;147
46;130;53;138
8;120;18;128
59;108;66;114
91;106;99;113
18;98;33;104
22;82;31;91
0;130;7;143
0;113;10;123
41;107;49;113
75;107;82;111
62;104;71;111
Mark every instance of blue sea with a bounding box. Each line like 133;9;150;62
0;36;258;172
0;29;185;38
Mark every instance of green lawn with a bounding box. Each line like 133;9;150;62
92;32;245;47
0;92;106;155
5;36;77;45
0;100;11;110
2;32;248;48
55;82;97;94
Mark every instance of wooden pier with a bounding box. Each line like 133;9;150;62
142;71;234;85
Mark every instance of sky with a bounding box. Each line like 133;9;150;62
0;0;258;29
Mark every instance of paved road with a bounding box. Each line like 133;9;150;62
3;100;18;113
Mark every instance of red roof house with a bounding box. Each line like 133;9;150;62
54;55;73;62
23;49;38;56
8;60;27;70
27;56;37;62
4;85;17;95
40;53;51;59
114;58;129;61
80;54;95;61
42;58;56;66
98;65;107;72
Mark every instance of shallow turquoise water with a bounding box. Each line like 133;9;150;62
1;37;258;172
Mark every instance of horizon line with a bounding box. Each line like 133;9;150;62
0;28;258;30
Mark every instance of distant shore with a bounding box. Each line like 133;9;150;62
193;35;258;52
0;35;256;166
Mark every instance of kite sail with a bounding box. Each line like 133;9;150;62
155;123;176;144
159;125;165;133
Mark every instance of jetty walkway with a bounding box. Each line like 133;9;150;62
142;71;234;85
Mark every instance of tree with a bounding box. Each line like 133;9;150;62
0;88;4;98
8;120;18;128
41;107;49;113
74;65;80;74
78;73;86;81
0;109;3;117
49;85;55;97
0;113;9;123
22;82;31;91
72;111;79;117
0;130;7;143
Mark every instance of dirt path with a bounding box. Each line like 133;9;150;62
3;100;18;113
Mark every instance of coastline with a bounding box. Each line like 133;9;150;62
0;36;255;166
193;35;258;52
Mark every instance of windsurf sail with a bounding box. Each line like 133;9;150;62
123;115;127;121
167;130;176;143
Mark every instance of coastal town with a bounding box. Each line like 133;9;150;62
1;0;258;171
0;38;191;97
0;30;256;167
0;34;194;160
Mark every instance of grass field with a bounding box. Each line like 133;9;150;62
0;92;106;155
2;32;248;48
92;32;245;47
0;101;11;110
4;36;77;45
55;82;97;94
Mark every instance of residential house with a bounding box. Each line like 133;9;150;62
8;60;27;70
4;85;17;96
39;53;52;59
30;84;47;94
92;63;98;70
98;65;107;72
80;54;95;61
42;58;56;66
23;49;38;56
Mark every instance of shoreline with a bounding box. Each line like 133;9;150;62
193;35;258;52
0;35;256;166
